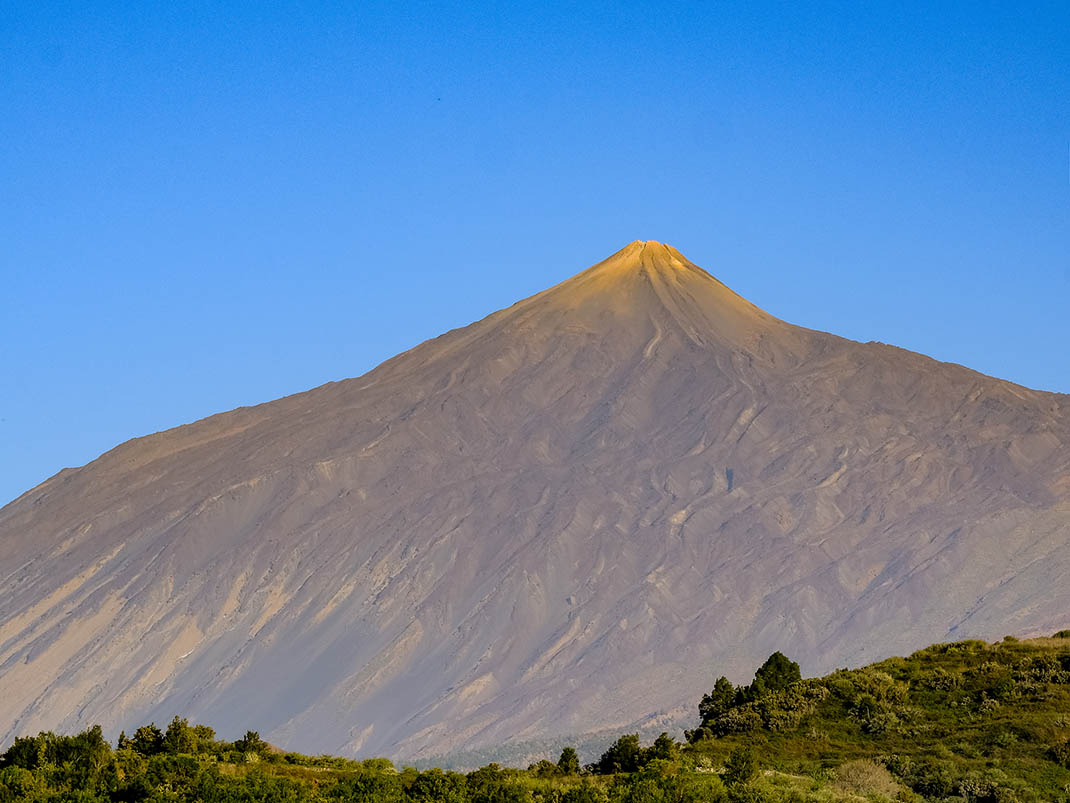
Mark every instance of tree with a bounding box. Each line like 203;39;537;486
70;725;113;787
192;725;216;746
595;734;641;774
644;733;678;763
699;677;736;723
164;716;197;754
234;730;269;757
0;734;47;770
558;746;580;776
744;651;800;701
131;724;164;756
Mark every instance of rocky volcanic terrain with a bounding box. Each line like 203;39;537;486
2;241;1069;760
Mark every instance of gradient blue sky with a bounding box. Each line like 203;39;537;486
2;1;1068;506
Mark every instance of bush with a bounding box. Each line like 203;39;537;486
1050;740;1070;768
850;693;899;734
906;760;957;799
918;668;961;690
833;759;900;798
408;768;468;803
722;748;757;787
711;707;763;736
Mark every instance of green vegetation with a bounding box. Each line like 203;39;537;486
3;634;1070;801
686;633;1070;801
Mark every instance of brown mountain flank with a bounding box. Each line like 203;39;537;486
2;241;1068;759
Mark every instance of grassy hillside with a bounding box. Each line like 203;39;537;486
3;634;1070;802
687;633;1070;801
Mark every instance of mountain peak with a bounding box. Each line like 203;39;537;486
517;240;800;360
553;240;700;295
607;239;690;273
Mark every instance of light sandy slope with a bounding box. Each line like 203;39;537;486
2;241;1069;758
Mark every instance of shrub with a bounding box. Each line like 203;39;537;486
1051;740;1070;768
918;668;961;690
711;707;762;736
833;759;900;798
850;693;899;734
722;748;757;787
528;760;559;778
408;768;468;803
906;760;957;799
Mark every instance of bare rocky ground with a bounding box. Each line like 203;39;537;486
2;241;1068;760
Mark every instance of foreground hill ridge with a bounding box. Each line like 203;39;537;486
2;241;1069;762
5;635;1070;802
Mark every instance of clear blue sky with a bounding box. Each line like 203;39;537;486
2;1;1068;506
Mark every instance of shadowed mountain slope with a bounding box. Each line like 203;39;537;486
2;241;1069;759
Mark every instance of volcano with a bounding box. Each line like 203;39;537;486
2;241;1069;759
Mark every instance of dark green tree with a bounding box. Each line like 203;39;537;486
558;746;581;776
0;734;47;770
595;734;641;774
699;677;736;723
234;730;269;757
743;651;800;701
644;733;678;763
130;724;164;757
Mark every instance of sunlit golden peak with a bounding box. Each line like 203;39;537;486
606;239;691;272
